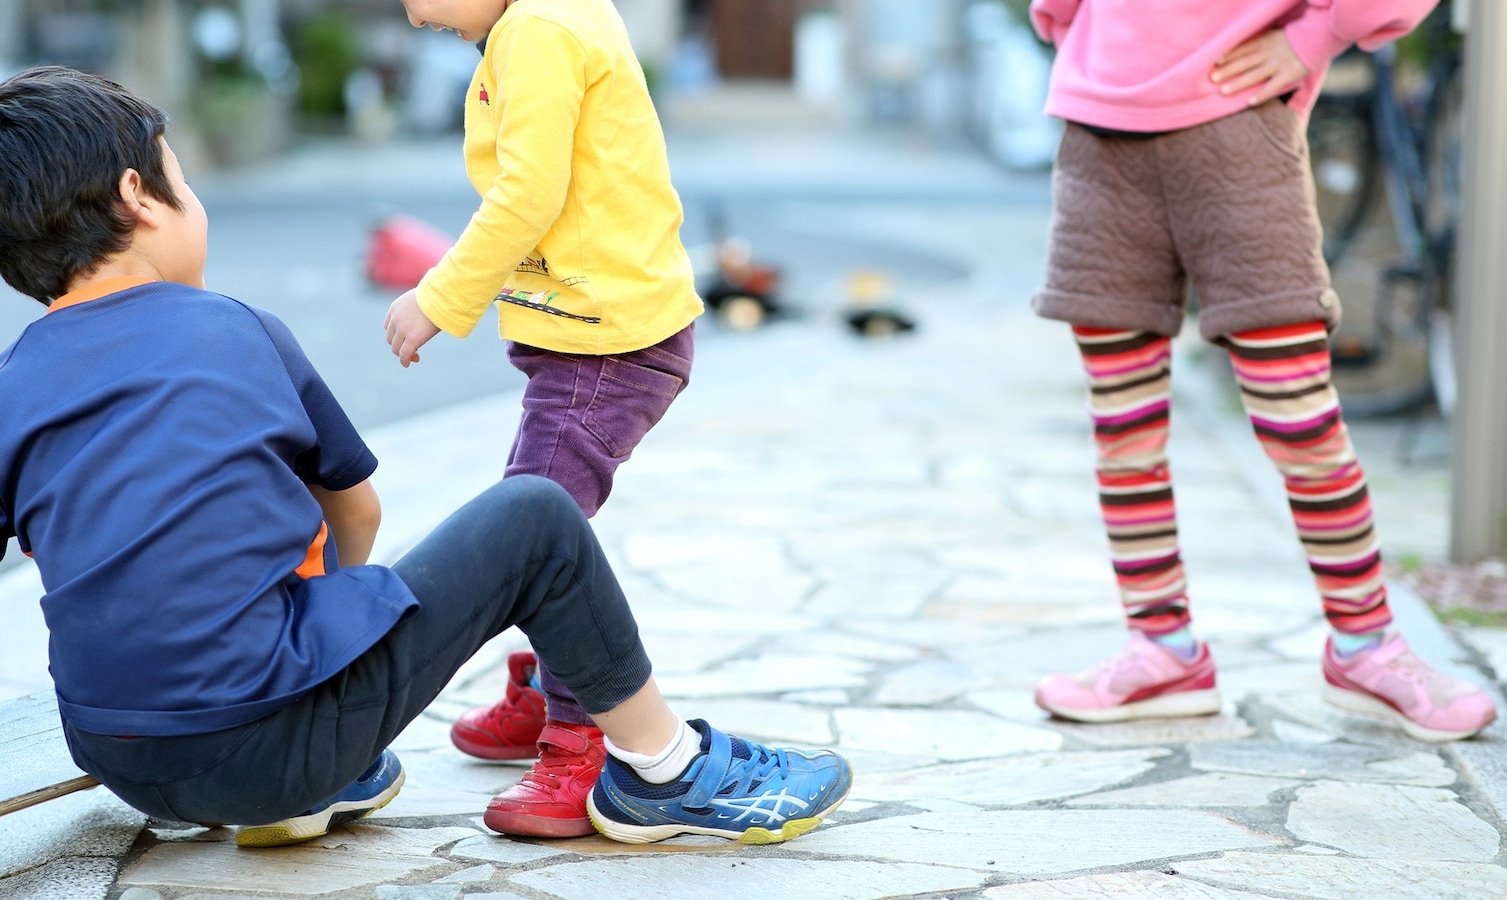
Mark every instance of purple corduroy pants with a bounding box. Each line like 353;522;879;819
504;322;694;723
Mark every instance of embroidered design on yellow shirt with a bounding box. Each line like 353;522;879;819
515;254;583;286
494;287;601;324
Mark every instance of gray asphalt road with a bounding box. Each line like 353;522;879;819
0;193;516;431
0;192;975;427
0;182;985;574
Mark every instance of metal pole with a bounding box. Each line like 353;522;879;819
1448;0;1507;562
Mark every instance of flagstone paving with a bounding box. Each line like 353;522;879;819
3;138;1507;898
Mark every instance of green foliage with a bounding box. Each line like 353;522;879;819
193;72;285;167
1393;552;1424;573
1431;605;1507;629
998;0;1050;49
195;72;269;131
290;10;360;117
1001;0;1033;24
639;57;662;101
1395;2;1462;68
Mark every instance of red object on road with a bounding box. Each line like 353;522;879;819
365;215;454;291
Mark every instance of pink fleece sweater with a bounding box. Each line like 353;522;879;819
1030;0;1439;131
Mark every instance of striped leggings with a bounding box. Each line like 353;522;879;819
1074;321;1391;638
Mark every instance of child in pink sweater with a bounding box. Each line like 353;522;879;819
1028;0;1496;742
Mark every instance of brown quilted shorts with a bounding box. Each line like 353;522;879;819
1034;100;1340;340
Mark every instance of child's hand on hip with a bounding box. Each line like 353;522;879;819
1212;29;1309;107
384;289;441;368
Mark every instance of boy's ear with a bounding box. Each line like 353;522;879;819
115;168;155;226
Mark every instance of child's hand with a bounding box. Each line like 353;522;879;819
1212;30;1309;107
384;289;441;368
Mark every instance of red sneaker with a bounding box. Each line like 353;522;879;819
484;721;605;838
450;651;547;760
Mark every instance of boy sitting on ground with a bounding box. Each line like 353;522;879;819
0;65;851;848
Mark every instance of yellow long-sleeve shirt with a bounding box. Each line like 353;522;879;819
415;0;703;355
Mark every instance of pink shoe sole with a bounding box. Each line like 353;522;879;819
1321;681;1497;742
1321;634;1498;742
1036;685;1222;723
1035;632;1223;723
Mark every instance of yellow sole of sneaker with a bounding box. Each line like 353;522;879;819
235;825;323;848
586;808;836;845
586;779;851;845
235;771;405;848
734;815;825;845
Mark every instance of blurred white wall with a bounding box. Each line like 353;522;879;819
0;0;21;76
615;0;681;73
118;0;192;115
851;0;968;132
864;0;953;51
795;8;845;106
963;0;1058;168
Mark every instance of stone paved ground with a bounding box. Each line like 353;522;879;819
3;106;1506;898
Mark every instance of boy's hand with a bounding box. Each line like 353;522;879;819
384;289;441;367
1212;30;1309;107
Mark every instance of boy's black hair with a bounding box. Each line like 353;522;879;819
0;66;184;305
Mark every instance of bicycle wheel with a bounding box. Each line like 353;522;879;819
1308;53;1381;262
1313;51;1435;417
1421;55;1464;417
1424;61;1463;258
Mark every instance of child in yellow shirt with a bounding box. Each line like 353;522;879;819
3;64;847;850
382;0;703;838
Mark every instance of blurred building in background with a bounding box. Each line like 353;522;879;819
0;0;1057;169
630;0;1056;166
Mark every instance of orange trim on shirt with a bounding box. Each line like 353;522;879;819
49;276;157;313
295;521;330;579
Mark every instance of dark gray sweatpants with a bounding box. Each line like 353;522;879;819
63;476;652;827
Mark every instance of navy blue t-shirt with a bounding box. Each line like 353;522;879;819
0;281;418;736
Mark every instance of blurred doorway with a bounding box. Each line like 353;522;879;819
703;0;798;80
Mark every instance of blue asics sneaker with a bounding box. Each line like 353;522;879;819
235;750;406;847
586;720;852;844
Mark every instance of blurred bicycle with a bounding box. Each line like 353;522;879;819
1307;2;1463;419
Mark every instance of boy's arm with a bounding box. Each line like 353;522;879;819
413;17;587;339
309;480;381;568
1283;0;1440;74
384;288;438;368
247;306;383;533
1029;0;1081;45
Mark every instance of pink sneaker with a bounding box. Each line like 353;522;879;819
1322;634;1497;742
1035;631;1221;722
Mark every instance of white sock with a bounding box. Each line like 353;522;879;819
604;720;702;784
